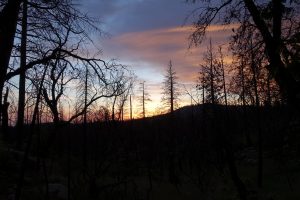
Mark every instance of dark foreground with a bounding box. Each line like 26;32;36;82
0;104;300;200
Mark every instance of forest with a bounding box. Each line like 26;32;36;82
0;0;300;200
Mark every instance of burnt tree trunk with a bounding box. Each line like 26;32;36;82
209;40;215;105
250;40;263;189
15;65;48;200
16;0;28;149
1;87;10;139
0;0;22;121
83;66;88;170
244;0;300;105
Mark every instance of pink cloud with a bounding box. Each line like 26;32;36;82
103;24;236;83
101;24;237;113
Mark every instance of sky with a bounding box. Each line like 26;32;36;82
78;0;234;117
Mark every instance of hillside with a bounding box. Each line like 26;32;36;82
1;104;300;200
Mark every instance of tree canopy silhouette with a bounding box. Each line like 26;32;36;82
187;0;300;105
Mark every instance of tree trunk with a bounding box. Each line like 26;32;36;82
219;47;228;106
202;75;205;105
225;146;248;200
266;74;271;106
2;87;9;139
250;40;263;188
112;95;117;121
130;95;133;120
170;62;174;113
42;88;59;125
67;124;71;200
209;39;215;104
83;67;88;170
142;82;145;118
17;0;28;149
244;0;299;105
0;0;22;121
15;65;48;200
253;76;263;189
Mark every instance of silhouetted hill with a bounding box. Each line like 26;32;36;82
1;104;299;200
142;103;257;121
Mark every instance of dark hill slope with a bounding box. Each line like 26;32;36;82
1;104;299;200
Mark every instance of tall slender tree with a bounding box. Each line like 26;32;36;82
217;46;228;106
0;0;22;123
161;60;180;113
198;40;223;104
16;0;28;146
1;87;9;138
139;81;151;118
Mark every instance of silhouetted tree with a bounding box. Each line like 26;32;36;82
196;40;248;200
183;84;200;105
161;60;180;113
1;87;10;138
0;0;22;122
139;81;151;118
230;18;281;106
42;59;77;125
15;64;49;200
198;40;223;104
16;0;28;148
116;73;135;121
196;68;206;105
1;0;104;148
188;0;300;105
110;69;135;121
217;46;228;106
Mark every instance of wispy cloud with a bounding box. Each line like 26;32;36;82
102;24;236;83
100;24;237;113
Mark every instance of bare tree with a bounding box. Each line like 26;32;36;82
197;40;223;105
0;0;104;129
195;40;248;200
230;16;282;106
0;0;22;122
187;0;300;105
15;64;49;200
1;87;10;138
16;0;28;148
42;59;77;125
217;46;228;106
116;73;135;121
1;0;101;148
139;81;151;118
183;84;200;105
161;60;180;113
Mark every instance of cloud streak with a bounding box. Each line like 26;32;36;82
99;24;237;113
80;0;197;35
102;24;237;83
77;1;240;113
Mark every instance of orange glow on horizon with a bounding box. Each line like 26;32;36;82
101;24;236;115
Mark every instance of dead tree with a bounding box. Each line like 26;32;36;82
0;0;22;121
139;81;151;118
16;0;28;148
187;0;300;105
199;40;223;105
161;60;180;113
42;59;76;125
1;87;10;139
217;46;228;106
15;64;49;200
0;0;103;128
197;40;248;200
116;74;135;121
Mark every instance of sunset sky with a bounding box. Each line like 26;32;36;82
79;0;234;117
